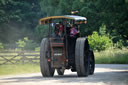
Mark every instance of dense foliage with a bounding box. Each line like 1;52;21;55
0;0;128;50
0;0;42;43
39;0;128;45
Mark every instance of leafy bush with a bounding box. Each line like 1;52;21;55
16;40;26;48
16;37;39;50
88;31;113;51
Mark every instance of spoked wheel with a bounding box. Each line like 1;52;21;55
40;38;55;77
75;38;90;77
89;49;95;75
57;68;65;75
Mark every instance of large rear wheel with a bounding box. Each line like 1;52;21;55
89;49;95;75
75;38;90;77
40;38;55;77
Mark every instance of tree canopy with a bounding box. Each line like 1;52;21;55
0;0;128;46
39;0;128;44
0;0;41;43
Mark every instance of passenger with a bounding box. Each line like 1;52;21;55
70;24;80;38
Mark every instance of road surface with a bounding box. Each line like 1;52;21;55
0;64;128;85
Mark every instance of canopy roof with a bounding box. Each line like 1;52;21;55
39;15;87;25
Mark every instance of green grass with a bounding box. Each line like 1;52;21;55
0;64;40;76
0;48;128;76
95;48;128;64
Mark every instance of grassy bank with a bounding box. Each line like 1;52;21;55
0;48;128;76
95;48;128;64
0;64;40;76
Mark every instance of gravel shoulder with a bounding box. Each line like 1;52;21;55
0;64;128;85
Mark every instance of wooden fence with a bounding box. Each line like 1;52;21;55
0;51;40;65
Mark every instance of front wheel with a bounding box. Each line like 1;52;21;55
89;49;95;75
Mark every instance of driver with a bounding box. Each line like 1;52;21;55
58;22;64;37
55;22;64;37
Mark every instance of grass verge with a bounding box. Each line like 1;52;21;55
95;48;128;64
0;48;128;76
0;64;40;76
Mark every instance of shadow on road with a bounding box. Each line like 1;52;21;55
1;70;128;84
0;64;128;85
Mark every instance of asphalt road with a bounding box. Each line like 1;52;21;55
0;64;128;85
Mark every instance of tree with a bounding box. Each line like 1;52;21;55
0;0;42;43
40;0;60;16
72;0;128;43
0;0;128;47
